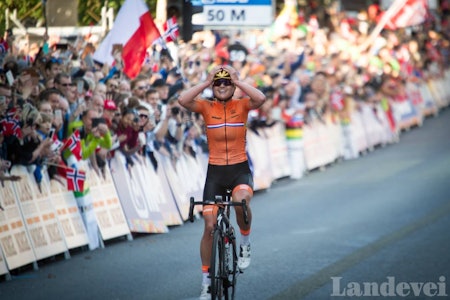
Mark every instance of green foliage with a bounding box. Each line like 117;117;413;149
0;0;158;36
0;0;43;35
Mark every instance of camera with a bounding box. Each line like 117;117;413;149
171;106;180;116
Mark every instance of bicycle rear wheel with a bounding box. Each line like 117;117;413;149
210;229;224;299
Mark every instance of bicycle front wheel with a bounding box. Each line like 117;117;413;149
223;232;237;300
210;229;224;299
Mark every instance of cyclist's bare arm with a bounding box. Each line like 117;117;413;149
178;66;222;111
234;80;266;109
178;81;209;111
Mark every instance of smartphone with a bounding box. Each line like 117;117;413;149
54;109;62;119
48;127;56;139
55;43;68;51
77;80;84;94
92;117;106;128
5;70;14;86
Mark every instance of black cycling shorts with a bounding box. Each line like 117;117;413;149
203;161;254;201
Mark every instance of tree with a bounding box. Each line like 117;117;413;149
0;0;158;37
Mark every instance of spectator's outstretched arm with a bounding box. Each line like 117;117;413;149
155;107;170;141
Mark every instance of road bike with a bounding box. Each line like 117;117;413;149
189;191;248;300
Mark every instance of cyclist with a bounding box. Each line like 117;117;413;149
178;65;266;299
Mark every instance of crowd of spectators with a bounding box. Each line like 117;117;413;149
0;3;449;188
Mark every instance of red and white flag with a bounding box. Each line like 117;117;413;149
66;168;86;192
62;129;82;161
0;116;22;139
163;16;179;43
381;0;428;30
93;0;162;79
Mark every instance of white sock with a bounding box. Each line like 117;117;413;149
240;233;250;246
202;272;210;285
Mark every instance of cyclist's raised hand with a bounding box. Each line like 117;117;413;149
222;65;239;83
207;65;223;84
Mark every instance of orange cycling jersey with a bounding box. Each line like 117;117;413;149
191;97;251;166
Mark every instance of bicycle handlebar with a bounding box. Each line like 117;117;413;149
188;197;249;224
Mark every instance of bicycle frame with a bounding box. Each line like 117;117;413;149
189;193;248;300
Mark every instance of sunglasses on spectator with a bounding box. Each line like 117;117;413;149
59;83;73;87
50;58;63;64
136;85;149;90
139;114;149;119
108;84;118;89
213;79;233;87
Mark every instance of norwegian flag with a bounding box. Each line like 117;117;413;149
62;130;82;160
66;168;86;192
0;116;22;139
163;16;179;43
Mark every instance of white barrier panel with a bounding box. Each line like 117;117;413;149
303;120;342;169
261;123;291;180
155;152;191;221
359;103;390;148
48;179;89;249
418;83;439;117
0;247;8;276
434;76;449;107
246;129;272;191
88;165;131;241
74;193;99;250
0;177;36;270
325;119;343;163
351;110;370;154
391;98;421;130
11;166;67;261
177;152;206;202
131;154;180;228
285;126;305;179
427;79;447;109
109;153;170;233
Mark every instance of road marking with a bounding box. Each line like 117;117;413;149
269;201;450;300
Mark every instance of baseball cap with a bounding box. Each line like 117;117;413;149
104;99;117;111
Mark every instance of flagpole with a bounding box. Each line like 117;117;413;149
158;23;186;82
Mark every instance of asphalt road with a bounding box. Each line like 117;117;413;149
1;108;450;300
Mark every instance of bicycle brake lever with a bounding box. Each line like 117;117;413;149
189;197;195;223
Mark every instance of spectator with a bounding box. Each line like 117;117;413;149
151;78;170;104
115;108;141;168
67;108;112;162
131;76;150;101
136;105;158;170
